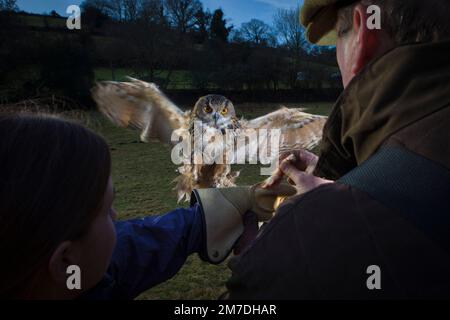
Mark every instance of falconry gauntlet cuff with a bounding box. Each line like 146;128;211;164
191;183;297;264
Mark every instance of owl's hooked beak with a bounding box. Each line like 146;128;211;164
213;113;220;124
212;113;224;133
211;112;232;134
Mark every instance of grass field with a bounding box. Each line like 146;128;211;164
81;101;333;299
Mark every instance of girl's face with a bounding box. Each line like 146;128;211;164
31;176;117;299
76;176;117;293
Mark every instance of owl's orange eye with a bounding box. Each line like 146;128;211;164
221;107;228;116
204;106;213;114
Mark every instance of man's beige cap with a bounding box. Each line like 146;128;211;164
300;0;359;45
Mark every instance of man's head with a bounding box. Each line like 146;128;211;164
301;0;450;87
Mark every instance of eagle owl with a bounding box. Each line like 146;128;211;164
93;78;327;202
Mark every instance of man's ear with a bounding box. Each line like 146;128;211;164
351;4;381;75
48;241;80;286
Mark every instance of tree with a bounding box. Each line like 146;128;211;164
273;6;306;88
0;3;21;97
193;7;211;43
165;0;202;33
81;0;125;21
274;7;307;57
81;0;111;16
82;0;167;23
210;9;232;43
239;19;276;46
274;6;331;55
50;10;61;17
0;0;18;11
82;3;110;29
122;0;140;21
140;0;166;25
110;0;125;20
189;47;217;89
39;36;95;105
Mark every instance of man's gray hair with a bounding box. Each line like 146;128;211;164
337;0;450;44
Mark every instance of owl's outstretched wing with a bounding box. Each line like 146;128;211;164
92;77;189;144
243;107;327;152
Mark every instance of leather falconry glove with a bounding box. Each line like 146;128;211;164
191;183;297;263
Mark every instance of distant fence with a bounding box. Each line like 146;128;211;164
164;88;342;107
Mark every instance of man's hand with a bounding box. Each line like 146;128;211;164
263;149;333;195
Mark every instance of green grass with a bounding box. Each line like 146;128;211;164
95;68;136;82
80;102;333;299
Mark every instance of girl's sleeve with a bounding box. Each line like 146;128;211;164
82;204;205;300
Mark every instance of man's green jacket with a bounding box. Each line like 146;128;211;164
227;39;450;299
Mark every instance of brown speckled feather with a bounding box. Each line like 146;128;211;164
92;77;189;144
244;107;327;152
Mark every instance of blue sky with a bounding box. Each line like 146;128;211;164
17;0;303;26
202;0;302;27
